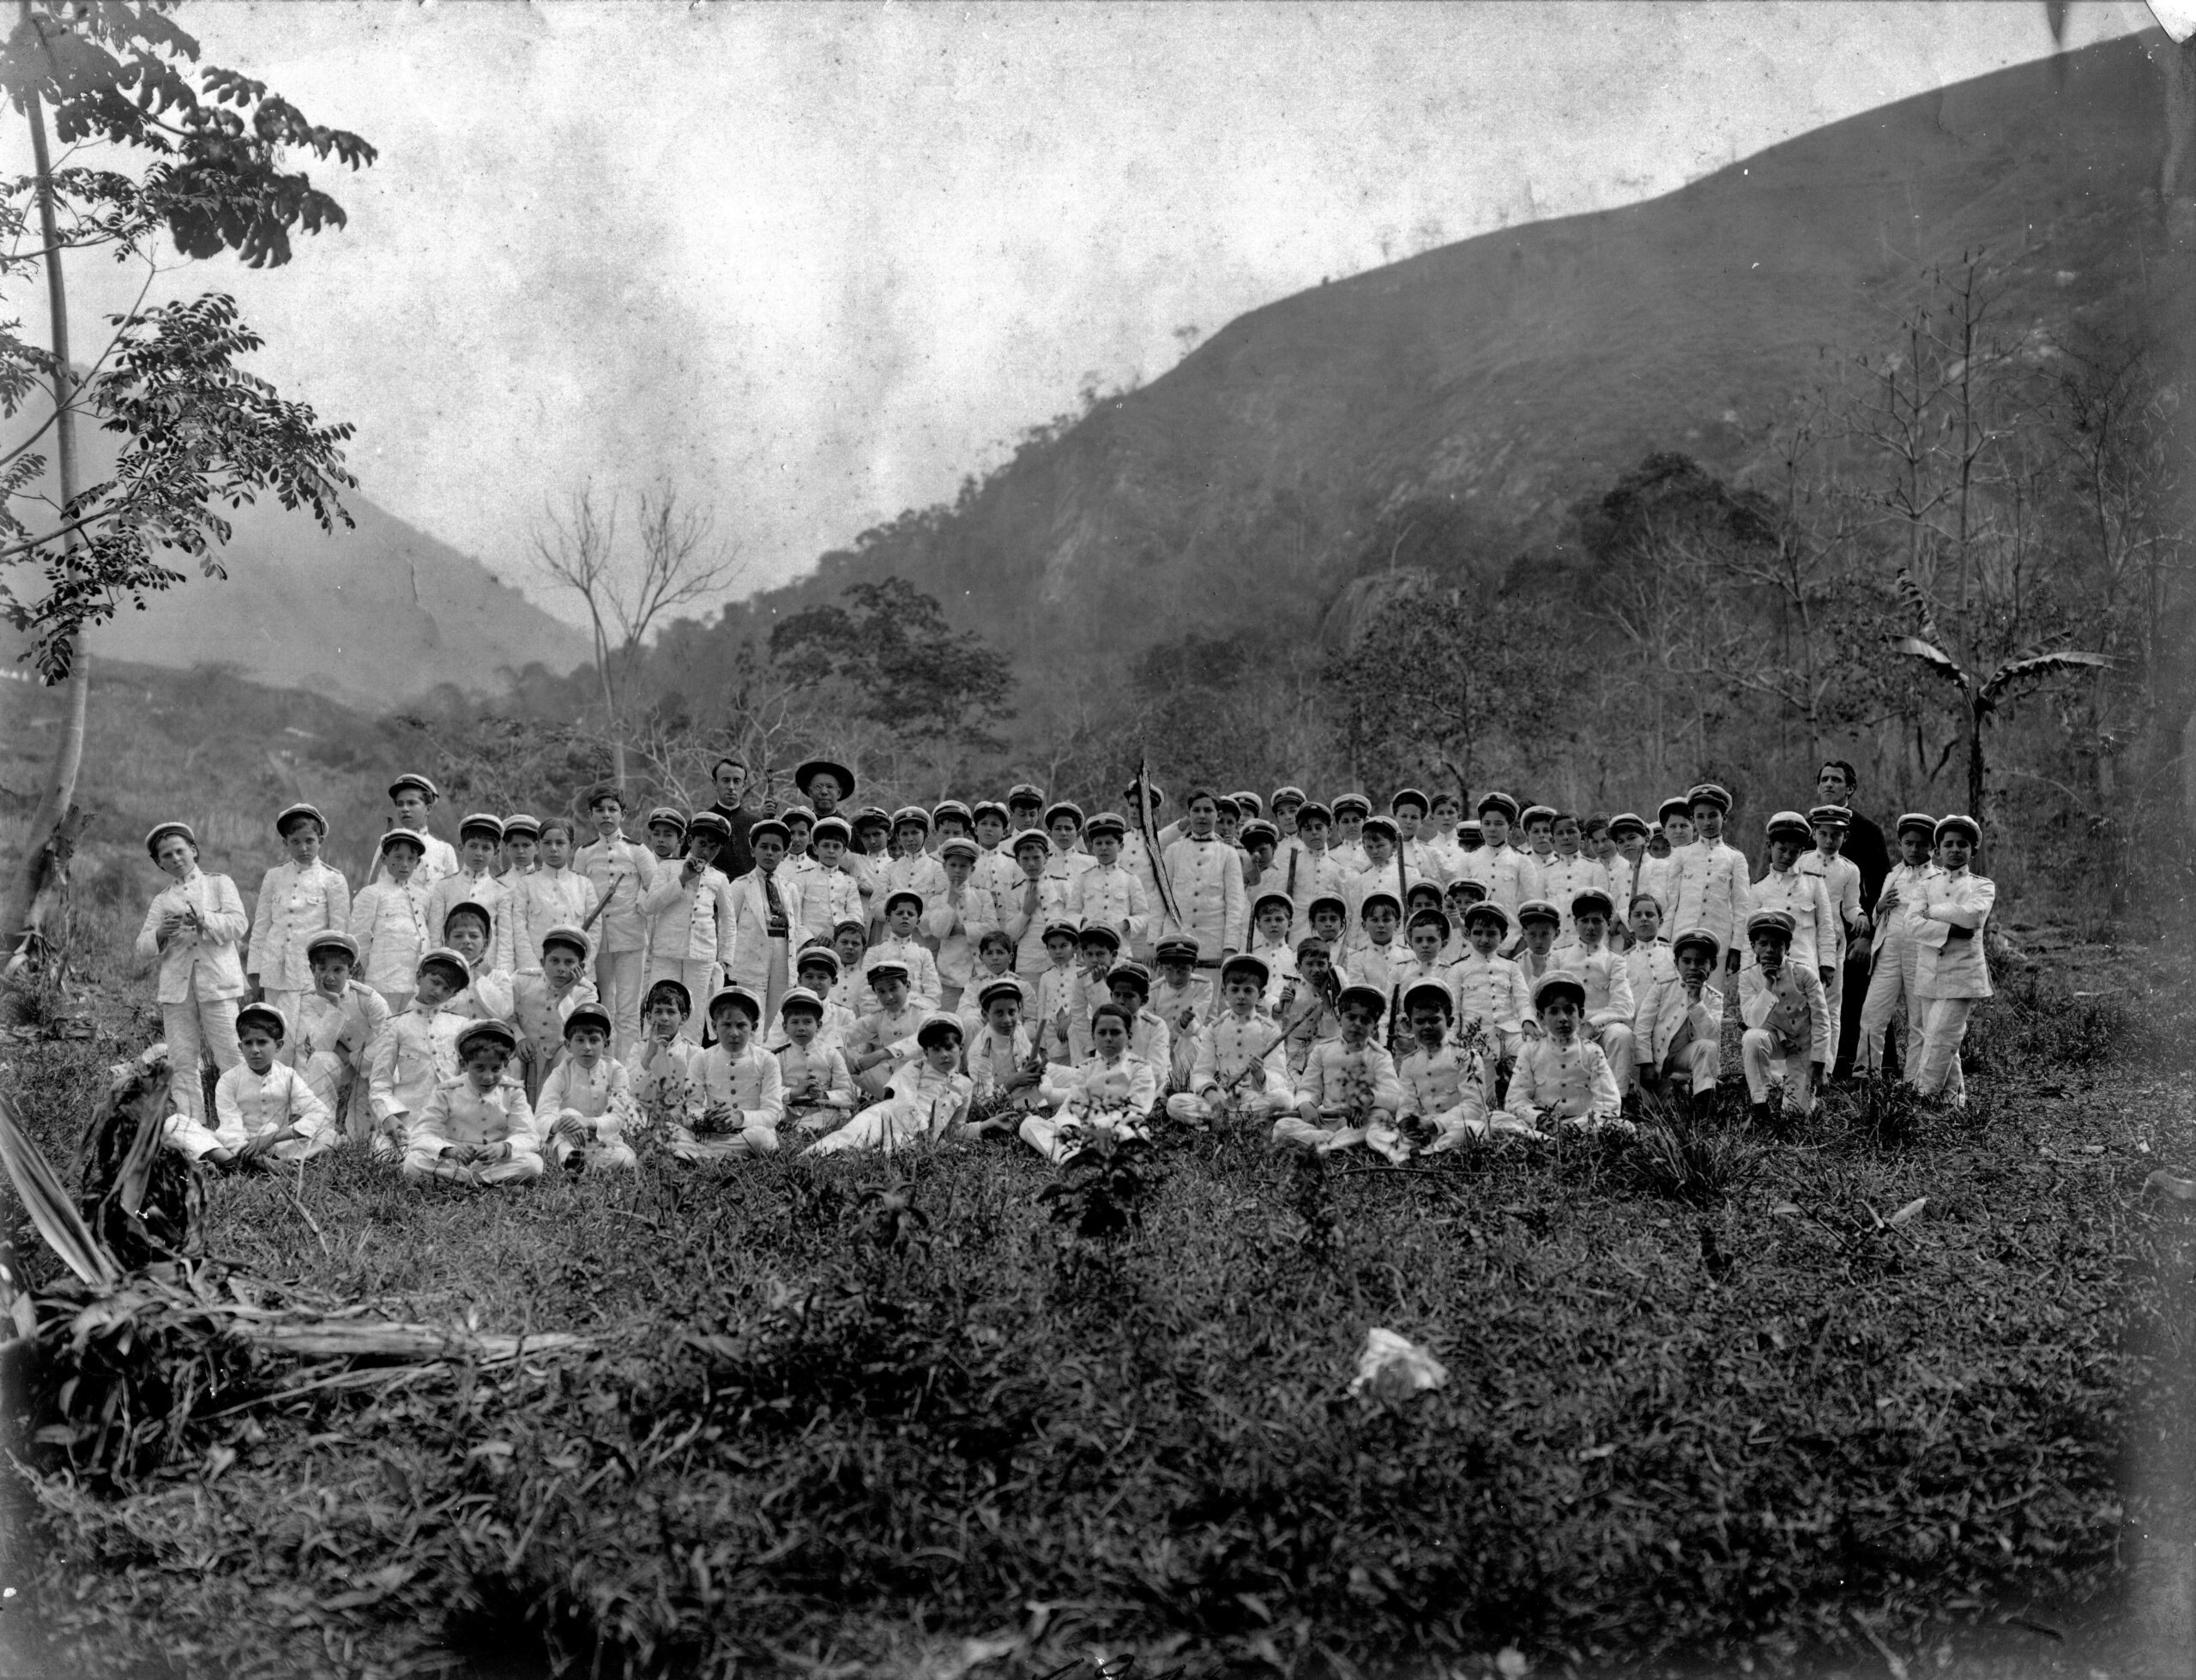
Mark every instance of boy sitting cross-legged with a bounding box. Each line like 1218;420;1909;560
1394;980;1521;1151
1273;982;1408;1162
290;930;390;1146
671;986;784;1160
403;1019;543;1187
775;987;857;1135
538;1003;640;1171
163;1001;337;1170
1499;974;1621;1134
1166;954;1294;1129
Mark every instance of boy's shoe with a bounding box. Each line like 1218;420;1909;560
1746;1101;1772;1129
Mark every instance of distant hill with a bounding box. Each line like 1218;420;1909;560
84;489;593;707
703;31;2186;676
4;428;591;708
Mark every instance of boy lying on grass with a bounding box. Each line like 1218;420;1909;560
402;1019;543;1187
806;1013;977;1156
162;1001;337;1170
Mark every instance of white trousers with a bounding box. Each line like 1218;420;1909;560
401;1147;543;1184
595;948;646;1060
1166;1090;1286;1126
1270;1115;1409;1161
805;1100;933;1156
1657;1037;1722;1096
1018;1109;1149;1164
161;997;240;1123
669;1125;780;1160
1586;1023;1638;1096
160;1111;335;1164
1857;942;1928;1076
1909;997;1976;1103
1741;1029;1814;1111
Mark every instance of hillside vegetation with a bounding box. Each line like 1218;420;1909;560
692;33;2184;676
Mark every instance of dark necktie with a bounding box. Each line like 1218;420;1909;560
763;871;788;939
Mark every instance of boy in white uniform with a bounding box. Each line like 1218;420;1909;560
1281;801;1350;927
368;774;458;887
137;821;250;1125
162;1001;336;1168
511;820;598;978
1636;927;1724;1117
1856;813;1938;1078
1276;983;1407;1161
1749;811;1837;984
1071;814;1149;948
425;815;517;975
675;987;785;1159
1907;815;1995;1106
350;831;437;1009
1160;790;1248;978
404;1018;542;1187
640;810;737;1039
1674;783;1751;977
576;789;659;1060
1738;909;1830;1126
367;948;469;1161
1501;974;1621;1133
289;930;391;1144
1551;889;1637;1097
1468;793;1540;914
1634;798;1691;921
537;1003;640;1171
248;802;352;1022
1798;803;1864;1055
1535;814;1608;943
1165;954;1293;1127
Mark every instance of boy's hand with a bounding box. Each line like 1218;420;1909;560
1521;1021;1543;1039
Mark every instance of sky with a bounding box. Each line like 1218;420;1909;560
9;0;2157;629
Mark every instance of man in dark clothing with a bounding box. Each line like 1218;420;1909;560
1816;759;1891;1076
707;756;759;881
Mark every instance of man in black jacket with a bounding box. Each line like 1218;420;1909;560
706;756;760;881
1815;759;1890;1076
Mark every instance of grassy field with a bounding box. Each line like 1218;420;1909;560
2;887;2193;1679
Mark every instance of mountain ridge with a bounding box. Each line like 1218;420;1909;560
694;30;2182;679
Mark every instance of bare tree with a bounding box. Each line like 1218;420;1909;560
532;484;747;787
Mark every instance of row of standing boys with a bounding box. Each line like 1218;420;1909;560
132;756;1996;1182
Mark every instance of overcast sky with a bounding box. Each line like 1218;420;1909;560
14;0;2156;627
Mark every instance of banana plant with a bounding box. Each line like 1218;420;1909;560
1891;570;2109;859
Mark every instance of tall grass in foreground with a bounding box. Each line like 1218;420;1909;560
5;1015;2190;1679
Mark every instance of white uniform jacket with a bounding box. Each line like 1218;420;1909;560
136;869;250;1003
248;858;353;993
1159;834;1247;961
1913;868;1996;1000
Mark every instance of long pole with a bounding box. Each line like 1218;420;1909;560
4;15;92;959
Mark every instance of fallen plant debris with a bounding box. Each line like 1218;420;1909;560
0;1077;591;1491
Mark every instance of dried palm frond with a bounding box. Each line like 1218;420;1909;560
0;1093;120;1290
74;1047;200;1267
